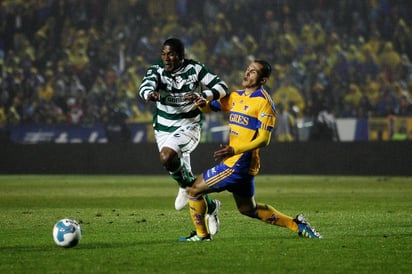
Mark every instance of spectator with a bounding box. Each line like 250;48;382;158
66;97;84;125
273;103;296;142
0;0;411;129
310;100;340;142
378;42;401;82
398;95;412;116
272;77;305;117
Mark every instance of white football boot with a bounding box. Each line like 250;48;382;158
175;187;189;211
206;200;221;235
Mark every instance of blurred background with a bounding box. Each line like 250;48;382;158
0;0;411;144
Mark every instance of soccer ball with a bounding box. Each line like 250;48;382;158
52;218;82;248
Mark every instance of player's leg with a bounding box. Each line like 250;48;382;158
230;175;299;232
232;193;322;238
156;125;218;213
183;195;221;238
159;125;199;187
181;152;219;224
158;146;193;210
155;127;196;210
182;163;235;240
159;147;195;189
179;174;211;241
155;134;186;210
233;193;299;232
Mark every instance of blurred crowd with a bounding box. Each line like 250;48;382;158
1;0;412;128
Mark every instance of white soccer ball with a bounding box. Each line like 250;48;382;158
52;218;82;248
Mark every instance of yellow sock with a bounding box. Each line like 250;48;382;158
188;196;209;237
256;203;298;232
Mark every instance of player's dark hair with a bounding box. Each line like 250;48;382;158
255;60;272;79
163;38;185;59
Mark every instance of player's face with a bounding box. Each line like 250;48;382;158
161;45;181;72
242;62;264;89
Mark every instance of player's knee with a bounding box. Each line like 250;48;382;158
159;152;169;166
238;206;255;218
159;150;177;168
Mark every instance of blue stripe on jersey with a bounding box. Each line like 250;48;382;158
256;120;274;132
228;111;258;130
250;88;277;114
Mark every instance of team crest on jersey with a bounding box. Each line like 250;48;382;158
175;75;182;83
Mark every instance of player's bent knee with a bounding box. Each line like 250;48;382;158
238;207;255;218
159;150;178;169
159;152;170;166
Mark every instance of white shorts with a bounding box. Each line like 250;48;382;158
155;123;201;158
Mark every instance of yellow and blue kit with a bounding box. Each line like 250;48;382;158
203;87;277;197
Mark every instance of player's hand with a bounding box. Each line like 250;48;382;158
213;144;235;162
184;92;206;107
146;92;160;102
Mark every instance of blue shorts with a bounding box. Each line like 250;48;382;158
203;163;255;197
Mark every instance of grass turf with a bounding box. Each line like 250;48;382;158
0;175;411;273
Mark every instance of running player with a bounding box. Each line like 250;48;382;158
139;38;228;235
179;60;322;241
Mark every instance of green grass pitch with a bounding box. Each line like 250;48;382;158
0;175;411;273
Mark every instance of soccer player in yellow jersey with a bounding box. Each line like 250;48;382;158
179;60;322;241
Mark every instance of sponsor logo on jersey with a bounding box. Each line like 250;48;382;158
260;112;273;118
164;95;186;104
229;113;249;126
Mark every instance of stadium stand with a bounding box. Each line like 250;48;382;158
0;0;411;136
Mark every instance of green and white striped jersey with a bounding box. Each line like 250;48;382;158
139;59;228;132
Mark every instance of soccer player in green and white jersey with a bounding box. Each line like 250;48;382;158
139;38;228;235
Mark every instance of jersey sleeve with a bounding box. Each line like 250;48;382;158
139;64;160;101
197;63;229;101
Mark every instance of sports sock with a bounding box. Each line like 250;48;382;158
188;196;209;238
170;164;196;188
256;203;298;232
204;194;215;214
170;165;186;188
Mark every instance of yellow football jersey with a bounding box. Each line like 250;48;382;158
211;88;277;175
